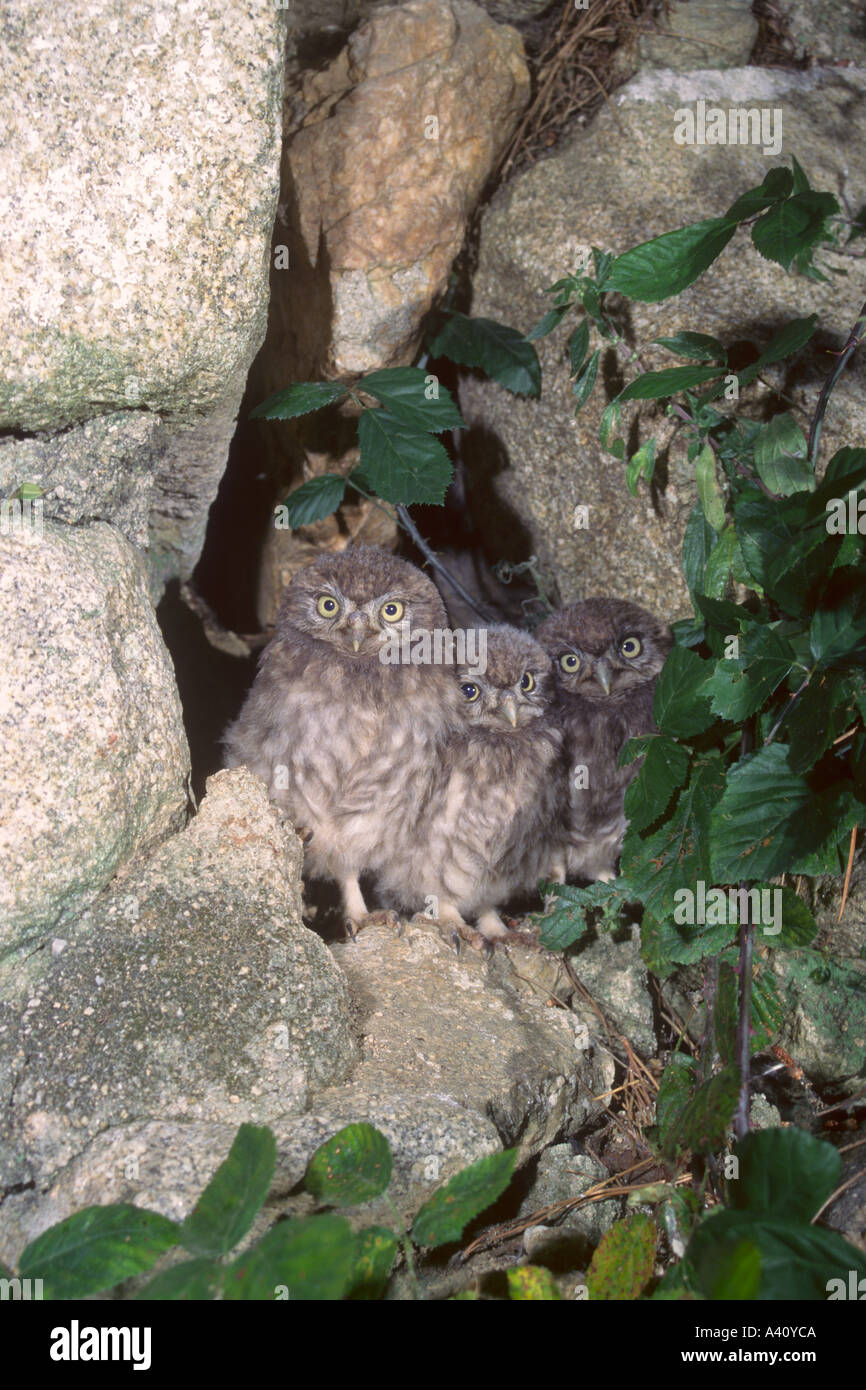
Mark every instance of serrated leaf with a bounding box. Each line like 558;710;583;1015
695;443;726;532
753;412;812;496
345;1226;399;1300
357;410;453;506
728;1129;840;1223
809;592;866;667
538;879;632;950
717;948;783;1050
710;744;854;880
425;312;540;396
682;505;716;601
734;487;827;612
624;736;690;832
734;316;819;393
701;523;738;599
656;1053;695;1148
411;1149;517;1248
605;217;737;302
790;155;811;195
357;367;464;432
724;167;794;222
305;1123;392;1207
179;1123;276;1258
507;1265;562;1300
224;1214;355;1301
19;1205;179;1299
703;625;795;721
586;1214;656;1300
572;348;600;413
135;1258;223;1301
642;911;735;974
653;645;715;737
663;1067;740;1158
618;365;724;401
622;755;725;924
526;304;571;341
787;671;866;773
282;473;347;528
250;380;346;420
654;332;726;363
689;1208;866;1301
751;191;840;270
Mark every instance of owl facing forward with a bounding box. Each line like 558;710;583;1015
377;625;564;943
535;597;672;882
223;546;463;929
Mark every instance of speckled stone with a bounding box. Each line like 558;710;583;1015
0;519;190;949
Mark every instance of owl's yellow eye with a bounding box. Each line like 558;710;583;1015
381;600;404;623
317;595;339;618
620;636;642;658
461;682;480;702
560;653;581;673
520;671;536;693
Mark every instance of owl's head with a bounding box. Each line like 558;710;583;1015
457;625;553;729
536;598;672;703
279;546;447;660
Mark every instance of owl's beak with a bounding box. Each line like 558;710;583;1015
594;658;613;695
346;612;367;652
499;693;519;727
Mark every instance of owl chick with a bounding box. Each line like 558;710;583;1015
535;597;672;882
377;625;564;944
223;546;463;931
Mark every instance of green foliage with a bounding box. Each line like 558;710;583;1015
13;1123;515;1301
585;1212;657;1299
506;1265;562;1300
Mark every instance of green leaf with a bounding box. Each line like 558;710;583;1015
751;191;840;270
734;487;827;612
507;1265;562;1300
282;473;347;528
135;1258;223;1300
695;444;726;532
753;412;812;497
625;438;656;497
714;960;738;1065
723;167;794;222
701;523;738;599
357;411;453;506
224;1214;355;1301
728;1129;840;1223
655;1053;695;1150
641;911;735;975
572;348;600;413
526;304;571;341
689;1209;866;1301
731;316;819;395
357;367;464;432
19;1205;179;1299
538;879;632;950
653;646;714;737
179;1123;276;1258
250;381;346;420
710;744;848;880
717;949;783;1050
345;1226;399;1300
654;332;726;363
622;755;726;924
586;1214;656;1300
787;670;866;773
617;365;724;401
12;481;45;500
412;1149;517;1248
425;312;540;396
809;592;866;667
790;155;811;195
605;217;738;302
682;505;716;600
305;1123;393;1206
703;625;796;721
624;736;690;832
662;1067;740;1158
567;318;591;374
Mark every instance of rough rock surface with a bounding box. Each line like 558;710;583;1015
0;1;286;593
459;66;866;616
639;0;758;70
287;0;529;376
0;769;357;1262
570;930;656;1059
520;1146;620;1264
785;0;866;66
0;521;189;948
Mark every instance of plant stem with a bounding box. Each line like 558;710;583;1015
395;504;496;623
384;1194;421;1300
733;722;756;1142
808;298;866;467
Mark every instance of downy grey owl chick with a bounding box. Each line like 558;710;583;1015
377;625;564;943
223;546;463;930
535;598;672;882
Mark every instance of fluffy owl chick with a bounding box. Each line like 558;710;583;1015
377;625;564;943
535;597;672;882
223;546;463;930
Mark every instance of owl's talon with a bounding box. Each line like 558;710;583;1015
450;929;462;955
344;918;358;942
298;826;314;846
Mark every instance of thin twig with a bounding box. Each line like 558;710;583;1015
394;504;496;622
808;298;866;467
838;825;859;924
